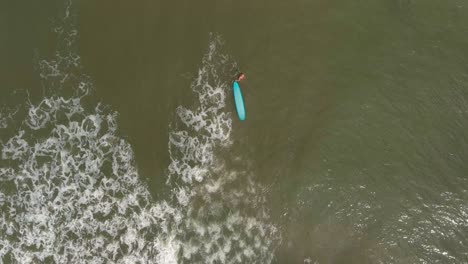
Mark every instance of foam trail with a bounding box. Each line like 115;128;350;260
0;2;279;263
165;34;280;263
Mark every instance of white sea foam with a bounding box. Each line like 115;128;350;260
0;3;279;263
164;35;280;263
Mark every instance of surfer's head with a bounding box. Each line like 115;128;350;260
236;72;245;81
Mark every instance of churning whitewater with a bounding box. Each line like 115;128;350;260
0;3;279;263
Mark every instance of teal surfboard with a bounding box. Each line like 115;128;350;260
232;81;246;121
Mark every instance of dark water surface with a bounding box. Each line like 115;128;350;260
1;0;468;263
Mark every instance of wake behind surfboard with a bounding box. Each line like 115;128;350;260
232;81;246;121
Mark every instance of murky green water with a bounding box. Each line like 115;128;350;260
2;0;468;263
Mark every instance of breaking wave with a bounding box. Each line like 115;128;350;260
0;2;279;263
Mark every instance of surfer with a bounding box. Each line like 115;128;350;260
235;72;246;82
232;73;246;120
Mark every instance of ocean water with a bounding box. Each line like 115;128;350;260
2;0;468;263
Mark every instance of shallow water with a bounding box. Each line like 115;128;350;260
2;0;468;263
